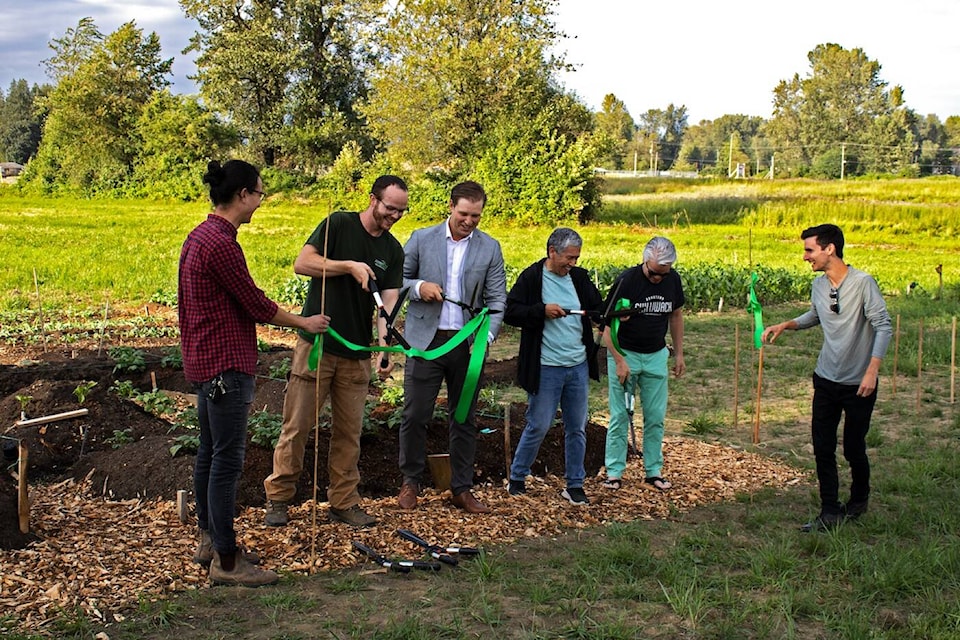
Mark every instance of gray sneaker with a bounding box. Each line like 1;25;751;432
264;500;289;527
561;487;590;505
193;529;261;567
329;505;378;528
210;551;278;588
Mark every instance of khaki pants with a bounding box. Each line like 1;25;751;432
263;338;371;509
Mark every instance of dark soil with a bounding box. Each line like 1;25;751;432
1;344;606;550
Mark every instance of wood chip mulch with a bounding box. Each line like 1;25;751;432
1;437;807;634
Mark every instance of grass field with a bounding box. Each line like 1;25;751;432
3;177;960;638
1;177;958;315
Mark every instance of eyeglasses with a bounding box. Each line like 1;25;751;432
645;263;671;280
829;287;840;314
250;189;266;200
375;196;408;217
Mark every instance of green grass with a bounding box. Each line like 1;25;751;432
2;176;959;313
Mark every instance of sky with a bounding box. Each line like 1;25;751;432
2;0;959;124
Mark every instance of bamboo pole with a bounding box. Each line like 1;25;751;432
733;325;740;427
753;347;764;444
951;316;956;405
33;268;46;353
18;443;29;534
891;314;901;395
310;213;332;574
502;402;511;478
916;317;924;413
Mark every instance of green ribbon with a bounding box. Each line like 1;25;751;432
746;272;764;349
609;298;632;356
308;310;491;424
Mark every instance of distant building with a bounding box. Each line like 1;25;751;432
0;162;24;178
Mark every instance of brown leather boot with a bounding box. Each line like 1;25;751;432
194;529;261;567
209;550;278;587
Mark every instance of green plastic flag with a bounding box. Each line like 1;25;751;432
747;272;764;349
609;298;632;356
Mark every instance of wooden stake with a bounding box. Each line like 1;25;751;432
891;314;900;395
310;212;332;574
18;443;29;534
33;268;46;353
98;297;110;357
951;316;956;405
16;408;89;427
733;325;740;427
177;489;188;524
753;347;764;444
150;371;158;392
916;317;924;413
502;402;511;477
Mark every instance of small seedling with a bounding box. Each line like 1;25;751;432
249;409;283;449
105;429;134;449
169;434;200;457
268;357;292;380
73;381;97;405
15;394;32;419
160;347;183;370
110;380;137;399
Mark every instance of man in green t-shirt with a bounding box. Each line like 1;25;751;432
263;175;406;528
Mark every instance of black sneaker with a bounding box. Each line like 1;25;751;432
800;511;844;533
843;500;868;520
561;487;590;505
507;479;526;496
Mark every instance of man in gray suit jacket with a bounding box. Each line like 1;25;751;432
398;181;507;514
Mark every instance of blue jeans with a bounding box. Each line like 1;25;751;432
510;361;589;489
195;370;255;555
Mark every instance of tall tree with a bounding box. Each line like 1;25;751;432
181;0;378;168
632;105;688;170
593;93;634;169
362;0;567;169
766;43;915;176
0;80;45;163
24;20;172;193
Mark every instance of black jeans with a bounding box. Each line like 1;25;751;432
195;370;255;555
811;373;877;515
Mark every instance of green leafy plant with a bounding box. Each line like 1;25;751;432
249;409;283;448
72;381;97;405
110;379;137;399
268;357;292;380
685;413;724;436
105;428;134;449
15;394;32;414
169;433;200;457
172;406;199;431
108;346;146;373
160;346;183;370
379;384;404;407
137;389;175;416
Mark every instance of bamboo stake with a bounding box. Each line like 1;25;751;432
891;314;900;395
916;317;924;413
98;297;110;357
733;324;740;427
502;402;511;477
18;443;29;534
16;408;89;427
310;213;332;574
951;316;956;405
753;347;764;444
33;268;47;353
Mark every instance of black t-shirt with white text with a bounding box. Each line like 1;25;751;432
603;265;684;354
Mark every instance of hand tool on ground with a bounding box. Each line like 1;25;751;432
351;541;441;572
397;529;481;565
624;388;639;458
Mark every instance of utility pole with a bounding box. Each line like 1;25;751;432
840;143;846;180
649;143;654;175
768;154;775;179
728;133;734;177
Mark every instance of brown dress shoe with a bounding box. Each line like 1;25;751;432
398;482;418;510
450;490;491;514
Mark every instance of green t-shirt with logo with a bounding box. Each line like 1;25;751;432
299;211;404;359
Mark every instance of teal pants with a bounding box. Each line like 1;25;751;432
605;347;669;480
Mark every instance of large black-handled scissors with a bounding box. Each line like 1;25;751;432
368;278;410;368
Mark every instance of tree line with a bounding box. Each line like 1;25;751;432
1;2;958;222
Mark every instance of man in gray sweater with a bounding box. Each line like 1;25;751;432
762;224;892;532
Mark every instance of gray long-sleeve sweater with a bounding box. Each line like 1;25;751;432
793;267;892;385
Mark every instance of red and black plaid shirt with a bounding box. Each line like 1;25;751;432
178;214;278;383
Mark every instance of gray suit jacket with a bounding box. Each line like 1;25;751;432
403;220;507;350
